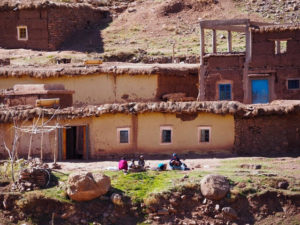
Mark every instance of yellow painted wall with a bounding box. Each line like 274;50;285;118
0;74;158;105
116;75;157;102
0;112;234;160
137;112;234;154
0;121;54;160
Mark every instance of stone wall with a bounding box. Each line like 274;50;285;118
234;113;300;156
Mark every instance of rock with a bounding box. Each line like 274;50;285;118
128;8;136;13
240;164;262;169
111;193;123;206
278;181;289;189
157;208;169;215
67;172;111;202
215;204;220;211
200;174;230;200
80;219;87;224
222;207;238;220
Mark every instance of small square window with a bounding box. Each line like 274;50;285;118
275;40;287;55
219;84;231;100
160;126;172;144
17;26;28;41
117;128;130;144
198;127;211;143
288;79;300;90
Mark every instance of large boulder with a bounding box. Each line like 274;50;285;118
67;172;111;202
200;174;230;200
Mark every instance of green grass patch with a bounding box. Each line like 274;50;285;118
104;171;185;203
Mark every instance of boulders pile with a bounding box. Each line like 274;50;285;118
15;167;51;192
67;172;111;202
146;174;240;223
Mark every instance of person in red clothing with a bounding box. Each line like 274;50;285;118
118;157;128;172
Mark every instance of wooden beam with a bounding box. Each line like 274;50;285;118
276;40;280;54
212;29;217;53
200;19;250;28
200;26;205;65
203;25;245;32
227;31;232;52
245;24;251;62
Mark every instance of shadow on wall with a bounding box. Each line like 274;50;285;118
60;15;112;53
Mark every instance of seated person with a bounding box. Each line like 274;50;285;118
118;157;128;171
129;159;136;169
157;163;167;171
169;153;187;170
138;155;145;168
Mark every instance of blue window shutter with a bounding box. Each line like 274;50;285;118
219;84;231;100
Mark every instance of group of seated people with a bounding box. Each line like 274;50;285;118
118;155;146;172
118;153;189;172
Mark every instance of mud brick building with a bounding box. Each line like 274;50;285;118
0;63;199;106
0;100;299;160
198;19;300;104
0;1;108;50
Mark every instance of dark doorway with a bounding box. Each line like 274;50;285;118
66;126;85;160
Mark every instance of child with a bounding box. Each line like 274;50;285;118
118;157;128;172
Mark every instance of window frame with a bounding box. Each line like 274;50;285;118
287;78;300;90
218;83;232;100
198;126;211;144
160;126;173;145
17;26;28;41
274;39;288;55
117;127;130;144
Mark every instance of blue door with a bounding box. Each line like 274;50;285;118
251;80;269;104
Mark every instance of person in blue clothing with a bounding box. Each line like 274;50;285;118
169;153;188;170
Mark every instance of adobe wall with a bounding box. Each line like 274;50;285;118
0;112;235;160
251;30;300;68
136;112;234;156
0;9;49;50
234;113;300;156
249;30;300;101
0;6;106;50
47;6;105;50
157;73;199;99
203;55;244;102
0;73;199;105
0;122;55;160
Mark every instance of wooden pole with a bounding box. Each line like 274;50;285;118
227;31;232;52
28;118;35;159
200;26;205;65
212;29;217;53
54;128;57;164
40;110;44;162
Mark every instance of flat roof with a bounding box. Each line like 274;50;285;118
0;100;300;123
199;18;299;33
0;63;200;78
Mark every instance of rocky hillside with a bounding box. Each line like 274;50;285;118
235;0;299;23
